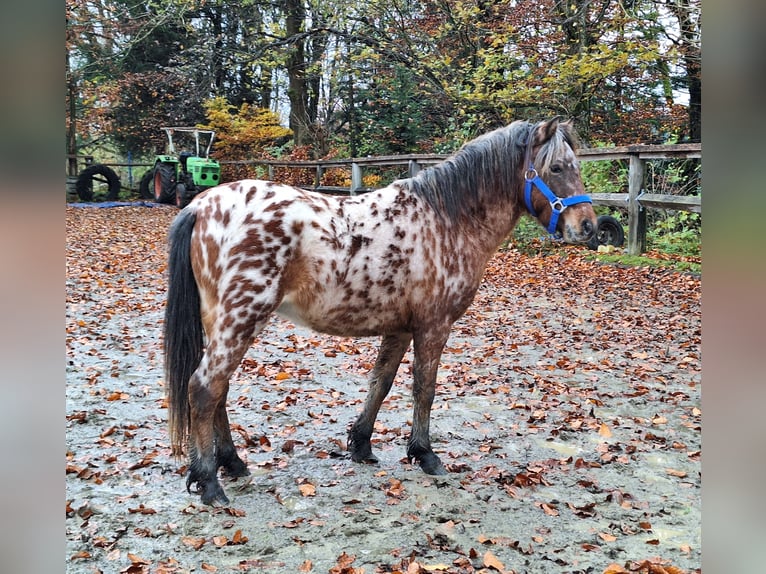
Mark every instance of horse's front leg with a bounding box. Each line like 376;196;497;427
214;402;249;478
348;332;412;464
407;328;450;475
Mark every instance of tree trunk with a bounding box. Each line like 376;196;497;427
285;0;309;146
66;51;78;176
667;0;701;142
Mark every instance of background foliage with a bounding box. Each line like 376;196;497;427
66;0;700;161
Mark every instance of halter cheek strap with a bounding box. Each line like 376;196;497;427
524;168;592;235
523;122;592;235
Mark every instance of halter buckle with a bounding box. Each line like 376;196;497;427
524;168;538;181
551;199;566;212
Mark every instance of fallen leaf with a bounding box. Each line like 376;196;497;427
329;552;358;574
128;450;158;470
70;551;91;561
483;550;505;571
107;548;121;561
423;564;451;571
541;502;559;516
299;483;316;497
598;422;613;438
666;468;687;478
182;536;206;550
128;504;156;515
126;553;149;565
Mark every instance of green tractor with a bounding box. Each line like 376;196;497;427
141;127;221;208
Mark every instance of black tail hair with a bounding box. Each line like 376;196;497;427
164;209;203;456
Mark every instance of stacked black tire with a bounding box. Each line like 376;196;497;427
75;164;121;202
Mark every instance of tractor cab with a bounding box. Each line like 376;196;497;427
149;128;221;208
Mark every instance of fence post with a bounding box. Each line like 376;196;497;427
627;153;647;255
409;159;421;177
315;165;323;189
351;163;362;195
268;165;274;181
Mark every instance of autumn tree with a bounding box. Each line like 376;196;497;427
200;96;293;180
67;0;701;162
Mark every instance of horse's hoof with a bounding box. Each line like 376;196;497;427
415;453;447;475
222;458;250;478
187;472;230;506
351;453;380;465
200;484;230;506
348;436;378;464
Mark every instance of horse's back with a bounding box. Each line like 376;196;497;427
188;178;471;338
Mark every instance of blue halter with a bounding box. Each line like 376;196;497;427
523;124;592;235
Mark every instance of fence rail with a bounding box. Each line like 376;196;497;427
72;142;701;255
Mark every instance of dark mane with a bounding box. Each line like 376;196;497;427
405;120;532;222
405;119;580;223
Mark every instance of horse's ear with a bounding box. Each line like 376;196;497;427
538;117;561;142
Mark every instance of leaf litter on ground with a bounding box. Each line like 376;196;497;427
66;206;700;574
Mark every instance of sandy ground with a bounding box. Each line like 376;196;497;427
66;205;700;573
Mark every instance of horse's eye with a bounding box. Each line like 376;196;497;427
550;164;563;174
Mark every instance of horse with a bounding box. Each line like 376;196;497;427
164;117;596;505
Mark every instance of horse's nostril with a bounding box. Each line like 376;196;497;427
582;219;594;236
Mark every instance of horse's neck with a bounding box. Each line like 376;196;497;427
472;186;522;245
441;190;523;268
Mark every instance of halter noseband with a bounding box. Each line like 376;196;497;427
523;123;592;235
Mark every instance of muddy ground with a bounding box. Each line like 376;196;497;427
66;205;701;574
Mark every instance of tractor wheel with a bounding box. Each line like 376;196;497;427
175;184;196;209
588;215;625;250
138;169;154;199
153;163;176;204
76;164;121;202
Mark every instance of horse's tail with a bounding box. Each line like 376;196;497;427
164;208;203;457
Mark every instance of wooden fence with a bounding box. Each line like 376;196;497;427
222;143;701;255
70;143;700;255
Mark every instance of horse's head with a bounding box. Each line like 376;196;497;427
523;118;597;244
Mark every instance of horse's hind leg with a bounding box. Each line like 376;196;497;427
187;318;268;505
348;332;411;464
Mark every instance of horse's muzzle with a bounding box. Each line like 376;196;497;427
563;218;596;243
581;218;595;240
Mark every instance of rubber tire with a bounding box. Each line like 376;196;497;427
138;170;154;199
76;164;120;202
175;183;196;209
588;215;625;250
153;163;176;204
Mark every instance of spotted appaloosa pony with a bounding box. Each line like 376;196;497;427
164;118;596;505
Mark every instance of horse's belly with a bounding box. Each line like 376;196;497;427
276;292;407;338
